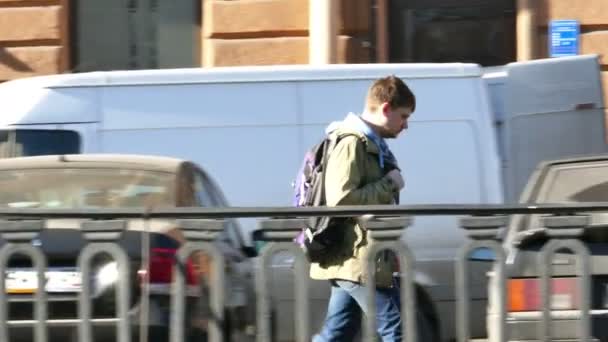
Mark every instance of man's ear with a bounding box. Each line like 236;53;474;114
380;102;391;116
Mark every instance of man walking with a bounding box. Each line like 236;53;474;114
312;75;416;342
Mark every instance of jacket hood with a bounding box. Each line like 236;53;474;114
325;115;380;155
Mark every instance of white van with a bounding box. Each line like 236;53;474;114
0;55;604;340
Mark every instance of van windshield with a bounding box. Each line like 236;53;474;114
0;168;174;209
0;130;80;158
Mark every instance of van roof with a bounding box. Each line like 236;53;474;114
4;63;483;89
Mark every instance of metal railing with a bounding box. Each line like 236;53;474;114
0;203;602;341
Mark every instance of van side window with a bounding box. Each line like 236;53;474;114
0;131;9;158
0;130;80;158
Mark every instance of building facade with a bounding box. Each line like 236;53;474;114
0;0;606;99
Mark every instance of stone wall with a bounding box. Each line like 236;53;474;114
4;0;605;86
0;0;68;81
202;0;371;67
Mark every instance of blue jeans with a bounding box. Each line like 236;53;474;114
313;279;402;342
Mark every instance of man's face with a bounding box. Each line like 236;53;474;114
380;103;413;138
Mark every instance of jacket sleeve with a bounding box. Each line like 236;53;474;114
324;136;395;206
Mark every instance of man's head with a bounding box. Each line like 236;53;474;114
363;75;416;139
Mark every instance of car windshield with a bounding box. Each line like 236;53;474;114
0;168;174;209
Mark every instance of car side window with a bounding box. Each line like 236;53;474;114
193;169;246;249
193;171;217;207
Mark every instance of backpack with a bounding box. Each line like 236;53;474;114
293;134;353;263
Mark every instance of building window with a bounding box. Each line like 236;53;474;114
70;0;201;72
388;0;516;66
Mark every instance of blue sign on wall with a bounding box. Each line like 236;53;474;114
549;20;580;57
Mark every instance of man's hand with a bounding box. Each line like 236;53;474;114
386;169;404;191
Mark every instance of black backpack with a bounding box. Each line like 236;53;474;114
293;134;353;262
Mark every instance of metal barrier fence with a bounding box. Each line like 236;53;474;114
0;203;603;341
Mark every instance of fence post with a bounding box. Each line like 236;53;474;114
255;218;310;342
457;216;508;342
538;215;591;342
359;215;415;342
77;220;131;342
170;219;226;342
0;220;47;342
